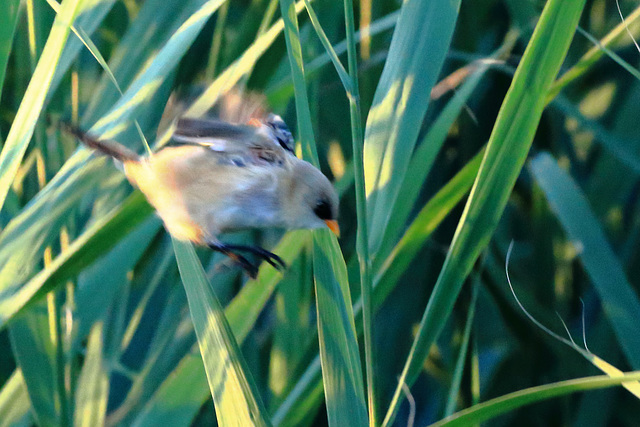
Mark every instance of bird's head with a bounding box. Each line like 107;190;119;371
281;160;340;236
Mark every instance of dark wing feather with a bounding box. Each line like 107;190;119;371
174;118;253;145
264;114;295;154
173;117;289;167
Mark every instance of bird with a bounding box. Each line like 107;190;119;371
64;114;339;278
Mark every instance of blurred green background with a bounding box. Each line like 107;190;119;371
1;0;640;425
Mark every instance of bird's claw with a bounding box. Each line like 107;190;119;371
241;246;287;271
208;242;286;278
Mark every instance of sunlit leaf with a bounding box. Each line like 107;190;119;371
173;238;270;426
363;0;461;254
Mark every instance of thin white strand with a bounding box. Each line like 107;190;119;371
400;380;416;427
580;298;592;354
616;0;640;55
505;241;579;350
556;312;578;348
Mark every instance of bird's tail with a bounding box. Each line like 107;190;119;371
62;123;140;163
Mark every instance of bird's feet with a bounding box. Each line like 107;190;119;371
208;242;286;278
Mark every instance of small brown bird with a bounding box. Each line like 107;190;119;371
66;115;339;277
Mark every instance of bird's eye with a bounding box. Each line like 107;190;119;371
313;199;332;220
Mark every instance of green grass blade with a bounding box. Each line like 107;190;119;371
6;206;157;427
548;5;640;100
374;149;483;307
271;358;324;427
132;232;310;427
0;191;154;328
0;0;82;211
313;230;368;427
301;0;352;94
0;0;20;99
530;152;640;369
47;0;116;100
224;232;310;344
376;63;491;261
279;0;368;425
204;0;229;79
73;217;161;344
363;0;461;255
9;301;61;426
268;251;313;403
91;0;226;138
74;323;109;427
431;371;640;427
342;0;376;422
382;1;587;424
444;281;478;417
278;0;318;165
104;254;189;426
44;0;151;151
172;238;270;427
0;157;109;323
273;149;484;426
0;369;31;427
576;26;640;82
118;244;176;352
265;10;399;104
83;0;206;124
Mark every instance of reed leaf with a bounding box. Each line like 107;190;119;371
173;238;270;427
0;0;82;210
383;1;587;424
363;0;461;255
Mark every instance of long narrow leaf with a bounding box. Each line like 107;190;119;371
9;302;61;426
47;0;117;102
0;191;154;328
376;63;492;261
173;238;270;426
133;231;310;427
383;1;587;424
342;0;376;422
278;0;368;425
74;323;109;427
91;0;226;138
431;371;640;427
0;0;20;99
0;369;31;427
83;0;208;124
265;11;399;103
531;152;640;369
363;0;461;254
278;0;318;165
274;149;485;426
0;0;82;210
301;0;352;95
548;5;640;100
313;231;368;426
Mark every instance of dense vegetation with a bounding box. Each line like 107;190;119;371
1;0;640;425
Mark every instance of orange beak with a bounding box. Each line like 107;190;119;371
324;220;340;237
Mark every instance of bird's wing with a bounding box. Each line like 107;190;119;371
173;117;290;167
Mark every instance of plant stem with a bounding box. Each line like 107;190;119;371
205;0;229;80
343;0;377;425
